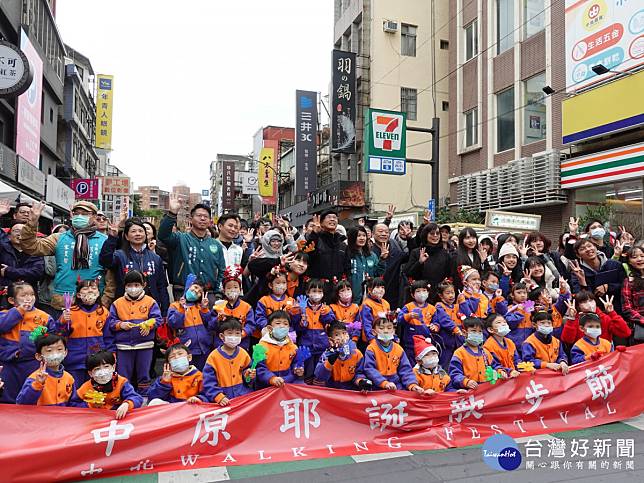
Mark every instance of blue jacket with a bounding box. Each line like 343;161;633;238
0;308;55;362
570;254;626;313
158;214;226;290
107;295;163;349
53;229;107;296
0;231;44;288
99;235;170;315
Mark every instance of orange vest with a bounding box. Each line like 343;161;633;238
457;292;489;318
483;336;518;370
413;366;450;392
113;295;156;323
524;333;561;363
214;300;252;328
403;302;437;326
573;337;612;361
67;307;107;339
453;346;494;383
259;340;297;374
302;305;332;330
1;308;49;342
204;348;250;388
169;302;209;329
165;370;204;400
365;340;404;377
25;369;75;405
361;297;391;341
77;375;133;409
329;303;359;323
436;302;461;327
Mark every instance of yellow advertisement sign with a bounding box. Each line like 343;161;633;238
95;75;114;150
259;147;275;197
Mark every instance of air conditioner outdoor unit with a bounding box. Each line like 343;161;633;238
383;20;398;33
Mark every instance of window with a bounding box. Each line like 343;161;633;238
401;24;417;56
525;0;545;38
442;101;449;111
440;39;449;50
497;87;515;152
49;108;54;123
497;0;514;54
401;87;417;121
524;72;546;144
464;21;478;61
464;108;478;147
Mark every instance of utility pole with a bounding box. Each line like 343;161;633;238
406;117;440;207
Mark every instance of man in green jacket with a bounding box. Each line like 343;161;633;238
158;194;225;301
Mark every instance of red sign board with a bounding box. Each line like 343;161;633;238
0;346;642;482
100;176;130;195
71;179;100;200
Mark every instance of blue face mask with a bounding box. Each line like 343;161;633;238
537;325;553;335
185;289;199;303
71;215;90;229
590;227;606;239
466;332;484;346
488;283;499;292
272;327;289;340
170;356;190;373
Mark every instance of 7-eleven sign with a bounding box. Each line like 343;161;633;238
364;108;407;175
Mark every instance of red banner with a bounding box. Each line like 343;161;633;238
2;346;644;482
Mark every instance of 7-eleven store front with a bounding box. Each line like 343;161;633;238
561;142;644;238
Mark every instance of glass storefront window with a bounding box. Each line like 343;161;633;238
524;72;546;144
574;178;643;236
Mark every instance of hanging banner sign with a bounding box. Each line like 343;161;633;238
331;49;356;153
71;178;100;200
258;147;276;198
1;347;642;482
95;75;114;150
221;161;235;211
295;90;318;196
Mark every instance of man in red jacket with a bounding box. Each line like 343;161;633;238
560;290;631;344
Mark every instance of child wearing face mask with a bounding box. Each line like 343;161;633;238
363;317;423;393
521;311;569;374
457;266;492;318
449;317;509;391
256;311;304;388
74;350;143;419
203;317;255;405
0;281;55;403
313;321;369;391
213;265;255;350
483;314;521;376
54;279;107;385
398;280;439;363
504;282;534;352
329;280;360;341
107;270;163;394
412;336;450;395
434;280;465;368
527;285;571;340
291;279;335;379
359;278;390;344
148;343;205;405
570;313;613;365
168;278;217;369
255;269;297;338
481;271;509;315
16;331;76;406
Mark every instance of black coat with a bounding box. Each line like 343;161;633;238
404;244;453;302
305;230;349;282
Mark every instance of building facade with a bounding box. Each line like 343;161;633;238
448;0;643;239
331;0;451;223
210;153;254;220
137;185;169;211
59;45;99;180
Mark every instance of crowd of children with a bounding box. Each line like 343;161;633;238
0;248;633;416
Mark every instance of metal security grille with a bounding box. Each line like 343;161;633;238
457;151;568;211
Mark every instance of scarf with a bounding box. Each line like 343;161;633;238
72;226;97;270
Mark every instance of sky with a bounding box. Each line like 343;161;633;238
56;0;333;193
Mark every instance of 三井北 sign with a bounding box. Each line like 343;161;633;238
71;179;100;199
331;49;356;153
295;90;318;196
364;108;407;175
565;0;644;92
485;210;541;232
0;40;32;98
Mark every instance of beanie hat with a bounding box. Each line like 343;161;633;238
223;264;242;287
459;265;479;282
413;335;438;360
498;242;519;260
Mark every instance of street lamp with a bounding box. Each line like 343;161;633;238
542;85;556;95
591;63;634;76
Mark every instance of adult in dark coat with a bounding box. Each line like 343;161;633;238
0;221;44;289
404;223;453;303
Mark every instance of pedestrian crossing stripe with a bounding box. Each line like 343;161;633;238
83;415;644;482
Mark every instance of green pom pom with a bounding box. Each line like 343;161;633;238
29;325;48;342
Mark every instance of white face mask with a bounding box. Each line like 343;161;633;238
496;324;511;337
339;290;353;303
309;293;324;303
92;367;114;385
414;292;429;304
371;288;385;299
80;292;99;305
421;355;439;369
126;286;144;298
225;290;240;301
272;283;287;295
43;352;66;367
224;335;242;348
585;327;602;339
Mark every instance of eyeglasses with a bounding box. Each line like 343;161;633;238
96;215;107;221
